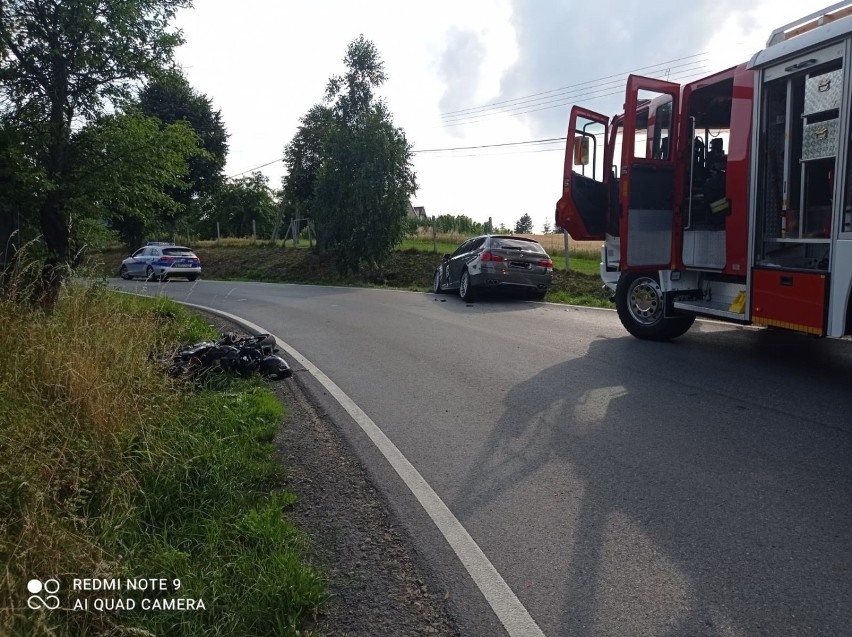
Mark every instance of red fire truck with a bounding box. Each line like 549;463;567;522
556;3;852;340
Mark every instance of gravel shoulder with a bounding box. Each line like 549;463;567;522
198;310;460;636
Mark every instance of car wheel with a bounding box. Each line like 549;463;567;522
187;274;198;282
146;266;160;282
615;272;694;340
531;288;547;301
432;268;445;294
460;269;476;302
119;265;131;280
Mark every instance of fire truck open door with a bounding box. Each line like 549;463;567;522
555;106;609;241
620;75;681;270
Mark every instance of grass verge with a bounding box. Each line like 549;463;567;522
0;280;326;636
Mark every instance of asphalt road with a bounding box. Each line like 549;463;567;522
114;278;852;637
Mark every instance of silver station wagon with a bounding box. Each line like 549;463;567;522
433;235;553;301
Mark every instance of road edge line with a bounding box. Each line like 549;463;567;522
177;300;546;637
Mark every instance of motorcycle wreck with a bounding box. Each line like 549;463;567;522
167;332;293;381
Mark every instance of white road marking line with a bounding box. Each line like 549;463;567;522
179;300;546;637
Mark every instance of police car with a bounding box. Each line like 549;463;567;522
119;242;201;281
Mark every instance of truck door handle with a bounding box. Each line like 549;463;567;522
780;276;793;286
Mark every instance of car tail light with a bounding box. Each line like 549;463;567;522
160;256;174;262
480;251;504;262
192;258;200;265
538;258;553;268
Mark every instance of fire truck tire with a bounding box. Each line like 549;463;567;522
615;272;695;340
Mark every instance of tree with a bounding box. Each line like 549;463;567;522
67;111;200;247
0;0;189;302
542;219;552;234
203;172;278;239
433;214;484;235
514;213;534;234
281;104;333;227
283;36;416;273
314;103;415;272
137;71;228;232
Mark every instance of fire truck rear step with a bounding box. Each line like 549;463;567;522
673;300;748;322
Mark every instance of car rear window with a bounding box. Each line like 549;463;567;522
163;248;196;257
493;239;545;253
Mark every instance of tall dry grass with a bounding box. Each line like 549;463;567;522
0;269;208;634
0;261;327;636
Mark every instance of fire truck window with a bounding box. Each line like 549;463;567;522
844;100;852;234
652;102;672;159
633;109;648;159
572;117;606;183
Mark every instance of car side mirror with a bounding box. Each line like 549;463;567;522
442;253;451;261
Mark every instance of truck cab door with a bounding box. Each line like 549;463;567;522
556;106;609;240
620;75;680;270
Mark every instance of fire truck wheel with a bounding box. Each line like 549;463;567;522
616;272;694;340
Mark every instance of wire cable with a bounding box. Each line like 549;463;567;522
439;52;708;118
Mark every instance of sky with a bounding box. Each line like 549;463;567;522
173;0;837;232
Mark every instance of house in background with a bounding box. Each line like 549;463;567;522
408;203;427;220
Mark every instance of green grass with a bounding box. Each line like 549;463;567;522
0;280;326;636
551;252;599;276
397;237;460;255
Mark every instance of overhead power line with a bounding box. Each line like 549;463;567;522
440;63;710;128
227;157;284;178
421;146;565;160
414;137;563;153
440;52;709;120
229;138;565;175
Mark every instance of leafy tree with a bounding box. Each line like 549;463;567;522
0;0;189;302
281;104;333;226
433;214;484;235
514;213;534;234
283;36;416;273
202;172;278;239
314;103;415;272
66;112;200;248
0;120;43;254
137;71;228;232
542;219;552;234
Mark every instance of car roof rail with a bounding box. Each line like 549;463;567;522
146;241;175;246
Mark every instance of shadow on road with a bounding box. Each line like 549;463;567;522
452;330;852;636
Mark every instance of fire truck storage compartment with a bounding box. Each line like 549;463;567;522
751;268;828;334
756;55;843;269
804;69;842;114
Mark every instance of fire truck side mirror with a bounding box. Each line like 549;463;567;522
573;135;590;166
